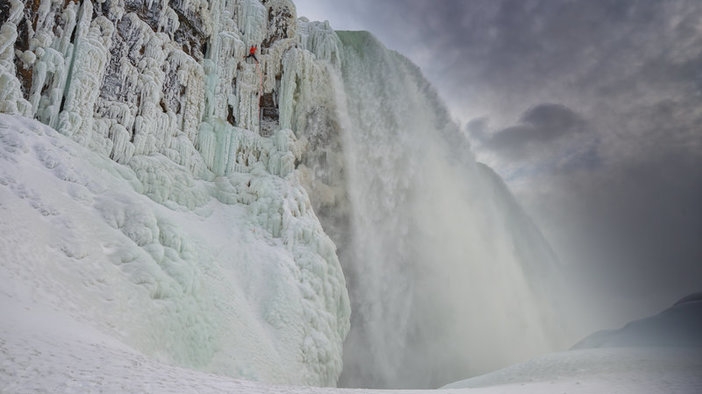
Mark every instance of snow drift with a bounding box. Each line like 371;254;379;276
445;294;702;392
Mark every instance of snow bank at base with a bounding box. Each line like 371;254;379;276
0;113;349;386
444;295;702;393
3;278;701;394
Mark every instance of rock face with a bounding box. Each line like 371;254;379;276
573;293;702;350
0;0;350;387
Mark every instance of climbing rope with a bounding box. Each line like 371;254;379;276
256;60;263;130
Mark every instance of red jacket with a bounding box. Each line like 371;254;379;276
249;46;257;55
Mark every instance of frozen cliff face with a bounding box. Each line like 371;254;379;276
0;0;350;387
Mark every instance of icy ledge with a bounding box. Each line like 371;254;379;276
0;114;349;386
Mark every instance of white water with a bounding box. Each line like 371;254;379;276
327;31;563;389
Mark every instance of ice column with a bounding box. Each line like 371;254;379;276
0;0;33;115
59;1;113;145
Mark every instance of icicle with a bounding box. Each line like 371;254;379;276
237;0;267;46
109;123;134;163
59;2;114;143
298;19;341;66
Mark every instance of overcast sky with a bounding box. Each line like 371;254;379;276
294;0;702;326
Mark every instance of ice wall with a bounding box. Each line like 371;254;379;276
0;0;351;387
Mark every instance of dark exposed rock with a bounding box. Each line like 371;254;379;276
260;91;278;121
262;0;295;49
14;16;32;100
171;1;209;60
0;1;12;27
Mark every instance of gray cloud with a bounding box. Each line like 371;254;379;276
484;104;587;154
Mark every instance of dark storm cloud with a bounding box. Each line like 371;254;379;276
485;104;587;154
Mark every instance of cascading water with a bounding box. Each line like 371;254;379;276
308;30;565;389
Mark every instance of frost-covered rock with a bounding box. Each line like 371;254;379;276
0;0;307;157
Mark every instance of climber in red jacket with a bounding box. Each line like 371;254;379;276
245;45;258;63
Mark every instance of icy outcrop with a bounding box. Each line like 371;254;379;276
0;0;350;387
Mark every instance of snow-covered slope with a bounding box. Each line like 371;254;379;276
572;293;702;350
445;295;702;392
4;266;701;393
0;111;349;386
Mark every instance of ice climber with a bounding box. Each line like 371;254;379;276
246;45;258;63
